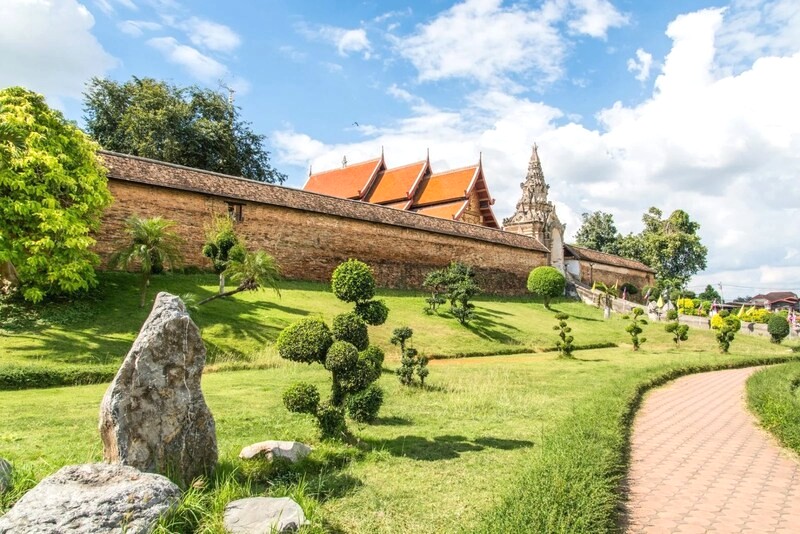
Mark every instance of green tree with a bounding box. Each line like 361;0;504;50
197;250;280;305
0;87;112;303
552;313;575;358
527;266;566;309
109;216;183;308
593;281;618;319
698;284;721;302
574;211;620;254
622;208;708;289
83;77;286;183
623;307;648;351
202;215;244;294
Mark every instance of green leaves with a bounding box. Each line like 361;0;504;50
0;87;112;302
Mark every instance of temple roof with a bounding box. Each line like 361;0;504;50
365;159;428;204
414;165;478;207
303;157;384;199
564;244;656;273
413;199;469;220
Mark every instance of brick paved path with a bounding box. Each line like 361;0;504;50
625;367;800;533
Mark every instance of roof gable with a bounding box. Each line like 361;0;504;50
413;165;477;207
365;159;429;204
303;156;384;200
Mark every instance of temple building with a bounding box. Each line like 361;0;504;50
502;144;566;271
303;151;499;228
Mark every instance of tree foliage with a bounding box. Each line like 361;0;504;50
83;77;286;183
552;313;575;358
767;315;790;344
0;87;112;303
109;216;183;308
698;284;721;302
574;211;620;254
197;250;280;305
527;266;565;309
202;215;244;293
622;307;648;351
392;327;429;387
664;309;689;345
423;262;480;324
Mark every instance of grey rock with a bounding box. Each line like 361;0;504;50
0;463;180;533
239;441;312;463
223;497;308;533
99;292;217;485
0;458;11;493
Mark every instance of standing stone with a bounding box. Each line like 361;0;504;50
239;441;312;463
223;497;308;533
0;458;11;493
0;463;180;533
99;292;217;485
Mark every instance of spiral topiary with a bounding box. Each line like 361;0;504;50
332;312;369;351
331;259;375;303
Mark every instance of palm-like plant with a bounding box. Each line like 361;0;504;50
593;281;618;319
109;216;184;307
198;250;280;305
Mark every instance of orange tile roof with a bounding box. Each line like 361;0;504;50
413;165;477;207
365;160;428;204
383;200;413;210
414;200;469;220
303;157;382;199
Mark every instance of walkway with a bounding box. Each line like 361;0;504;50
625;367;800;533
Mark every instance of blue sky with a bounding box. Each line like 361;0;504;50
2;0;799;296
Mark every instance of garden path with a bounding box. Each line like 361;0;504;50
625;367;800;533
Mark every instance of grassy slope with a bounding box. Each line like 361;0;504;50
747;360;800;454
1;275;798;532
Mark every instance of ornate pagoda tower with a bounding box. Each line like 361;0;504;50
503;144;566;272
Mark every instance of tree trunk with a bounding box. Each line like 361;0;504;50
198;286;242;305
218;273;225;294
139;274;149;308
0;261;19;287
604;306;611;319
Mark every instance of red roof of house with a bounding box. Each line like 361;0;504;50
365;160;428;204
413;200;469;220
303;157;384;199
752;292;798;303
413;166;477;207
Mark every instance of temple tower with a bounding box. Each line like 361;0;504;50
503;144;566;272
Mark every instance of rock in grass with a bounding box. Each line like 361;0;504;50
223;497;308;533
0;458;11;493
99;292;217;485
239;441;312;463
0;463;180;533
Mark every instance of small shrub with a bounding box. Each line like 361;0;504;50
716;322;736;353
324;341;359;374
552;312;574;358
354;299;389;326
276;318;333;364
282;382;320;415
712;310;741;332
331;259;375;303
623;307;648;351
346;384;384;423
664;310;689;345
316;402;347;440
392;327;429;386
422;269;448;313
423;262;480;324
768;315;790;344
360;345;385;368
620;282;639;297
527;266;566;309
332;313;369;351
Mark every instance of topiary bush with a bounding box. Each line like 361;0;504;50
623;307;648;351
276;318;333;364
552;312;574;358
282;382;321;415
332;313;369;351
768;315;790;344
527;266;566;309
354;299;389;326
664;309;689;345
711;310;741;332
331;259;375;303
278;260;388;439
346;384;384;423
392;327;429;386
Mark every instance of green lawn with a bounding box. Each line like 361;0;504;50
1;275;797;532
747;360;800;455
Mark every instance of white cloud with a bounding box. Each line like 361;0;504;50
118;19;161;36
627;48;653;81
298;23;372;58
274;4;800;290
567;0;629;38
94;0;137;15
394;0;627;86
183;16;241;53
0;0;117;99
279;45;307;63
147;36;227;81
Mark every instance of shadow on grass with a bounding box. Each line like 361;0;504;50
371;416;413;426
365;434;534;461
465;310;522;345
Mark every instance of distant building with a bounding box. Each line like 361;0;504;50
303;151;499;228
748;292;799;311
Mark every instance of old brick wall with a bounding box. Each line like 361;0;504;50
96;153;550;295
578;261;654;291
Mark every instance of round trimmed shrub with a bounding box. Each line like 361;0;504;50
282;382;320;415
346;384;384;423
331;259;375;303
332;312;369;351
324;341;359;373
768;315;790;344
360;345;385;368
316;402;347;440
666;309;678;321
355;299;389;326
527;266;566;308
276;318;333;364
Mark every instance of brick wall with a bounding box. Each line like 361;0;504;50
96;152;550;295
578;261;655;292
